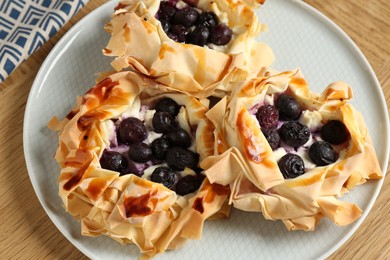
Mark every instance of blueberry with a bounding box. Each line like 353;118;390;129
173;7;199;27
166;128;192;148
169;24;189;42
192;166;204;174
128;143;152;163
279;121;310;147
276;94;302;120
166;147;199;171
118;117;147;144
278;153;305;179
187;25;210;46
175;175;203;196
152;111;177;133
155;98;180;117
197;12;218;28
127;160;145;176
181;0;196;7
160;19;171;33
157;1;177;20
209;24;233;45
150;166;176;188
321;120;349;145
100;150;128;174
151;137;171;160
167;32;179;42
308;141;336;166
262;128;280;150
256;104;279;129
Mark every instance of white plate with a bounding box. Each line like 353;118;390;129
23;0;389;259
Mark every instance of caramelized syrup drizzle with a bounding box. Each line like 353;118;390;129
124;190;159;218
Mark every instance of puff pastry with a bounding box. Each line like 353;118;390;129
201;68;382;231
103;0;274;97
49;71;230;258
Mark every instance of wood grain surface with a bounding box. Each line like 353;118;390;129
0;0;389;259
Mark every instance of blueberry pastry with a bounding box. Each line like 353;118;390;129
48;71;229;257
201;68;382;231
103;0;274;97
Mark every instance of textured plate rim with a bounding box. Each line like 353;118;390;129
23;1;116;259
22;0;389;259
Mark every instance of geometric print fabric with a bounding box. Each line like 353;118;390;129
0;0;89;82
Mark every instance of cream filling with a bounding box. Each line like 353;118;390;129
299;110;323;132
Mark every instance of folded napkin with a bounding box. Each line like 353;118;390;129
0;0;89;83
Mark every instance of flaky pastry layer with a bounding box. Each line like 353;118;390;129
201;68;382;231
103;0;274;97
49;71;230;258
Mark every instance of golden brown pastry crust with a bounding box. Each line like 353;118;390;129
49;71;230;257
102;0;274;97
201;68;382;231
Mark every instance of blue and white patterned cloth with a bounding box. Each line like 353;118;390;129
0;0;90;83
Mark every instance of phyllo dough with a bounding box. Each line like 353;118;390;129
201;68;382;231
48;71;230;258
103;0;274;97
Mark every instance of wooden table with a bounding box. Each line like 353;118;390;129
1;0;389;259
